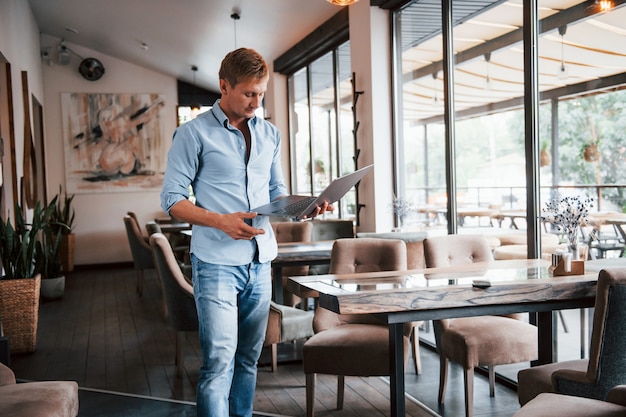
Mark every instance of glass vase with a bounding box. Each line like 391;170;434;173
567;234;580;261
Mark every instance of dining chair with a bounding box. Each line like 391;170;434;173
123;214;155;296
513;384;626;417
146;220;190;268
356;231;428;374
263;300;314;372
308;219;354;275
423;234;538;417
302;237;413;417
149;233;198;378
271;221;314;307
517;267;626;406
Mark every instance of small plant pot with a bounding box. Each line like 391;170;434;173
540;149;551;167
41;276;65;300
583;143;600;162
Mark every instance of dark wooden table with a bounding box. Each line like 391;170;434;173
272;241;333;304
289;258;624;417
158;222;191;234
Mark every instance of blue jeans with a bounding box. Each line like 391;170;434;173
191;254;271;417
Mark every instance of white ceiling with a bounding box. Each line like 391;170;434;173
27;0;342;92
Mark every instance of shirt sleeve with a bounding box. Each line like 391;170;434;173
160;125;199;214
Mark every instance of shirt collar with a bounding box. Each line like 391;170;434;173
211;99;258;129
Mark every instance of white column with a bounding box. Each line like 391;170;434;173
349;2;394;233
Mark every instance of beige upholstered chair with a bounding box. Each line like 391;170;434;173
423;234;538;417
356;231;427;374
123;214;155;296
271;221;314;307
517;268;626;406
513;385;626;417
149;233;198;378
263;300;314;372
0;361;79;417
146;220;190;268
308;219;354;275
302;238;413;417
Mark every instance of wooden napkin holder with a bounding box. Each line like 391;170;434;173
552;259;585;276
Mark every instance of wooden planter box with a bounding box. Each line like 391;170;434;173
0;274;41;353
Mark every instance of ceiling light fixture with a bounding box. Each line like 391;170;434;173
432;71;440;104
327;0;360;5
190;65;201;115
557;25;568;80
484;52;492;91
231;9;240;49
596;0;613;12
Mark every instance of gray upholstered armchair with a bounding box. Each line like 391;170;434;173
149;233;198;378
423;234;538;417
123;214;155;296
517;267;626;405
263;300;314;372
302;238;413;417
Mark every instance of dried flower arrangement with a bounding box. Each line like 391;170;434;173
542;195;594;256
390;194;416;227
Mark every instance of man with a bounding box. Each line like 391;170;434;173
160;48;330;417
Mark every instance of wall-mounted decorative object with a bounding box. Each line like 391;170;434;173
61;93;166;193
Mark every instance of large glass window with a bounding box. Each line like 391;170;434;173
393;0;626;375
393;0;626;232
287;41;356;220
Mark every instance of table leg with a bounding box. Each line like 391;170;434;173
272;266;284;305
534;311;555;365
389;323;405;417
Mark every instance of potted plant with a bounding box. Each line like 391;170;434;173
36;195;69;300
540;142;551;167
50;186;76;273
582;141;600;162
0;201;47;353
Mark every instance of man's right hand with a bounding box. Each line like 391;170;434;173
220;211;266;240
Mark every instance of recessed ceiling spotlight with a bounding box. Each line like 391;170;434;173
64;27;79;35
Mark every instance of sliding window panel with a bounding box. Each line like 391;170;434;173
394;1;446;230
289;68;312;195
310;52;336;196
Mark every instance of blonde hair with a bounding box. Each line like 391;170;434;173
219;48;268;88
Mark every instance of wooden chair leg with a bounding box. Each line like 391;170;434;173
337;375;345;410
136;269;144;296
176;331;184;378
488;365;495;397
438;356;449;404
270;343;277;372
306;373;315;417
464;367;474;417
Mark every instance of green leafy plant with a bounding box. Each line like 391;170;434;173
36;195;70;279
0;202;48;280
50;185;75;235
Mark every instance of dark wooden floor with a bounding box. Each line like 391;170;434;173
8;264;541;416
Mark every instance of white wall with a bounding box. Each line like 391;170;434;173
40;35;178;265
0;0;45;215
350;2;394;233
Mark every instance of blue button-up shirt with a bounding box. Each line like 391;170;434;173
160;101;288;265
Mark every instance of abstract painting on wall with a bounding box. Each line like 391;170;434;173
61;92;167;193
